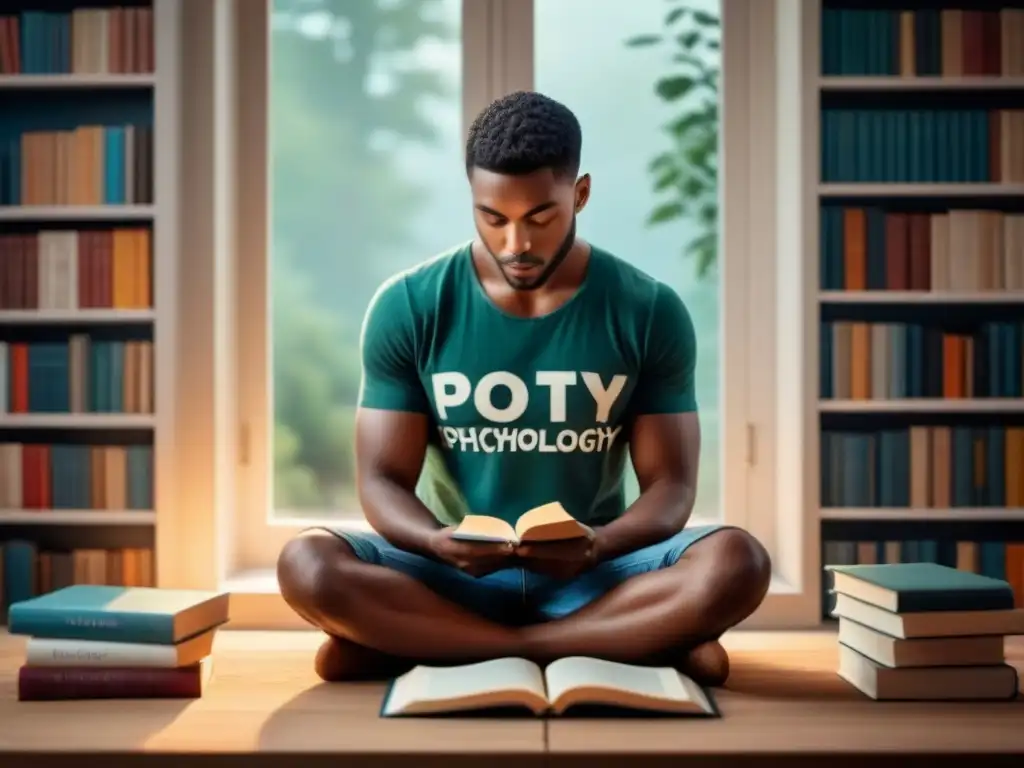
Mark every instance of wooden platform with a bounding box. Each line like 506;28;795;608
0;629;1021;767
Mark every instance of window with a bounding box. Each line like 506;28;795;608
532;0;722;524
207;0;822;628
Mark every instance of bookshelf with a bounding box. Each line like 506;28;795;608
0;1;168;611
816;1;1024;619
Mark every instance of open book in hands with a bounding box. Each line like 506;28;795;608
450;501;588;545
380;656;720;718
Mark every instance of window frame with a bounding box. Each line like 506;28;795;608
164;0;824;630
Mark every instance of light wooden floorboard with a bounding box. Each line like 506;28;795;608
0;630;543;755
552;631;1024;755
0;628;1021;764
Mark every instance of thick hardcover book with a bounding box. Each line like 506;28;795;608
17;658;213;701
825;562;1016;613
6;585;229;644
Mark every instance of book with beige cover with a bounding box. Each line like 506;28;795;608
380;656;720;718
450;501;589;545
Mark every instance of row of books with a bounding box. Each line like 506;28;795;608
6;583;223;702
820;426;1024;509
0;443;153;511
820;109;1024;183
820;320;1023;400
0;125;154;208
1;541;155;612
819;207;1024;293
0;228;152;310
823;538;1020;588
821;7;1024;77
0;7;155;75
0;337;153;414
826;562;1022;701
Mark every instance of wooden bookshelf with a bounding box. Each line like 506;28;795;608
0;1;168;602
819;399;1024;413
0;510;155;525
815;1;1024;619
820;75;1024;90
820;290;1024;303
0;73;155;89
821;507;1024;521
0;205;156;220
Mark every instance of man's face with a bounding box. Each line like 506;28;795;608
470;167;590;291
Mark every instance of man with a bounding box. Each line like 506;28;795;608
277;91;771;687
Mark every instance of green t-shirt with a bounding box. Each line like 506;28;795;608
358;242;698;528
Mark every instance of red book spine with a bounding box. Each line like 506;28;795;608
18;664;205;700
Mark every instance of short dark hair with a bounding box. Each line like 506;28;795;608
465;91;582;181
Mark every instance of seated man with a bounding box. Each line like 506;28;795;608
277;91;771;686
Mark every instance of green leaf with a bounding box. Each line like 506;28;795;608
665;7;686;25
654;75;695;101
667;112;705;137
671;51;705;70
625;34;662;47
683;177;705;197
693;10;719;26
647;201;685;225
653;166;682;191
680;30;701;49
648;151;676;172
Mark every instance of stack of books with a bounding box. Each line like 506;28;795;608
6;584;230;701
826;562;1024;701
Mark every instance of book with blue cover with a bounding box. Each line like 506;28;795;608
825;561;1015;614
6;585;230;644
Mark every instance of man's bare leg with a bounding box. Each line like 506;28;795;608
276;531;525;680
520;528;771;686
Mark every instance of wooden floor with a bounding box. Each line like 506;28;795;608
0;629;1022;767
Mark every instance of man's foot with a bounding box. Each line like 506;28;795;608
314;635;414;682
675;640;730;687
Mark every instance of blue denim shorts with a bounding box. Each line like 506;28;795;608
320;523;729;625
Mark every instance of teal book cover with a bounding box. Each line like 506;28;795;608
6;585;229;645
826;562;1015;613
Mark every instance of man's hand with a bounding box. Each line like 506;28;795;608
515;525;598;580
428;526;515;578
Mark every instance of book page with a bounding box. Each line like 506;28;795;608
545;656;713;714
383;657;547;716
451;515;517;543
516;502;587;542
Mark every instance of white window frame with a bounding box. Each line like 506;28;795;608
162;0;824;630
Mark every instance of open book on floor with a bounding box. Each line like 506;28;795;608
450;501;589;545
380;656;720;718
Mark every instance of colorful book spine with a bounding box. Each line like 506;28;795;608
0;442;154;510
820;8;1024;77
1;541;155;619
821;108;1024;184
0;7;155;75
0;227;153;309
820;320;1024;399
18;664;204;701
819;206;1024;292
820;425;1023;509
8;600;176;644
0;124;154;207
0;336;154;414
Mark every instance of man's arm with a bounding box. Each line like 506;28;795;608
356;408;442;557
592;283;701;562
353;276;442;557
591;412;700;562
